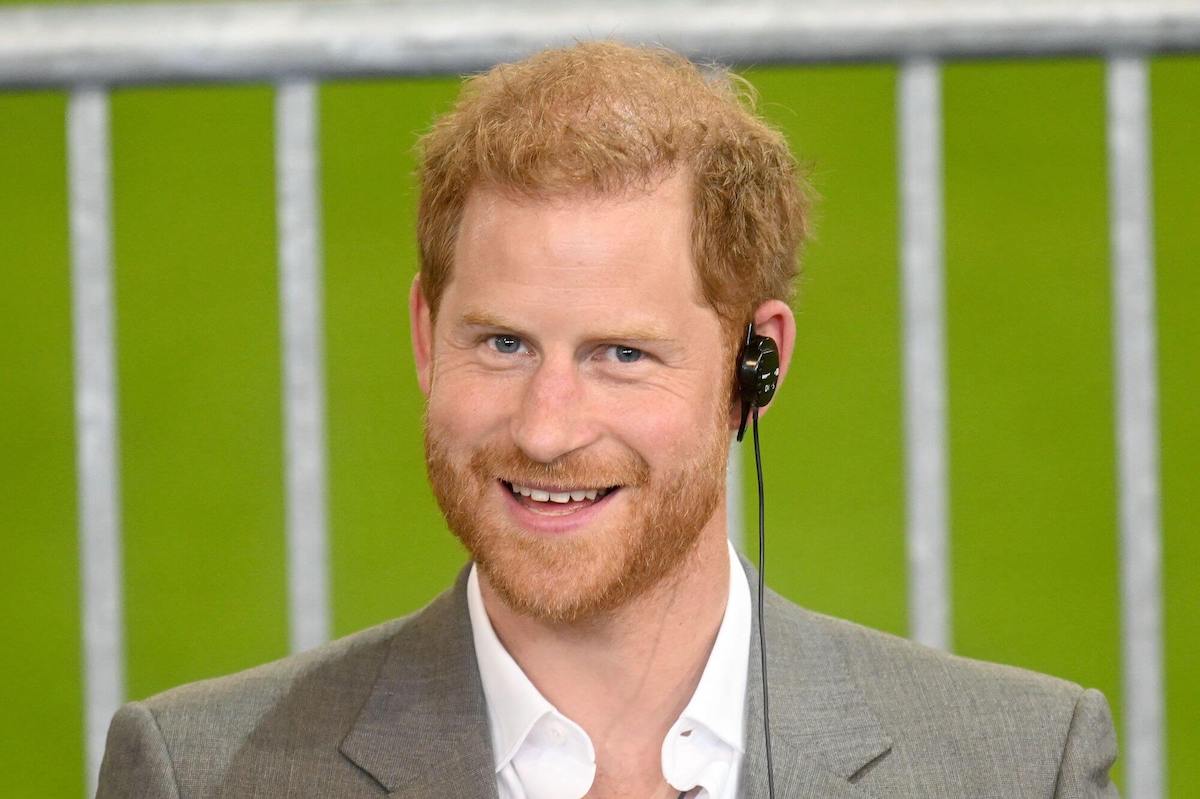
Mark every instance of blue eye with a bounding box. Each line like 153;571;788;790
612;346;643;363
491;335;522;354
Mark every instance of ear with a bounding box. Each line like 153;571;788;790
409;275;434;397
728;298;797;429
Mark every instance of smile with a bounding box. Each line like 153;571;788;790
507;483;612;503
499;480;621;520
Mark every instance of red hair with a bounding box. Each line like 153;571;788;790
417;41;811;345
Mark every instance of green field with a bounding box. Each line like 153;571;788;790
1;55;1196;797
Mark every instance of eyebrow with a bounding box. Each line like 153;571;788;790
458;310;675;343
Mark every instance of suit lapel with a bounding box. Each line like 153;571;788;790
339;567;499;798
739;558;893;798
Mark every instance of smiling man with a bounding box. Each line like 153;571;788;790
420;170;740;623
97;43;1118;798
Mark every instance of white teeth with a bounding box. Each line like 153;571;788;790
508;483;611;503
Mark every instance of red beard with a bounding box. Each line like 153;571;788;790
424;418;729;624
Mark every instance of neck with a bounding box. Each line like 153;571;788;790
478;519;731;779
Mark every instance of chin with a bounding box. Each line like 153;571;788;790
469;523;639;624
470;505;710;624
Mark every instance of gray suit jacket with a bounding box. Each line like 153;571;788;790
97;561;1118;797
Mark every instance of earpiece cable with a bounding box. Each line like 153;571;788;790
753;405;776;799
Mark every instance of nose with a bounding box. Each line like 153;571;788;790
510;354;600;464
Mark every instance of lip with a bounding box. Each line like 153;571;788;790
498;479;621;536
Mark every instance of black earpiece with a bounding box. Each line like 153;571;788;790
736;323;780;442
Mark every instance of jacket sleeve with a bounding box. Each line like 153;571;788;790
1054;688;1120;798
95;702;181;799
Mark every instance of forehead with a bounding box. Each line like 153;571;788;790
444;174;712;330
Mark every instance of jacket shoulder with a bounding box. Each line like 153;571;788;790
100;612;420;796
137;613;408;723
766;594;1116;795
805;603;1084;703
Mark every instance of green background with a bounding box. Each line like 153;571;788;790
2;49;1197;798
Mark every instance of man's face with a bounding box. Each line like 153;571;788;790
417;172;734;623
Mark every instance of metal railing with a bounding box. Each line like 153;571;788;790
2;1;1195;796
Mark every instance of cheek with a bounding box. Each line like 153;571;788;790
606;392;721;462
426;370;516;445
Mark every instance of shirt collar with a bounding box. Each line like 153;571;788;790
672;539;751;752
467;564;583;771
661;540;751;797
467;540;751;798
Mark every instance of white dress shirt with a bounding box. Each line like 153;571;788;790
467;540;751;799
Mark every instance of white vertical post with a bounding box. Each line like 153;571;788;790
276;80;332;653
898;58;951;652
1106;54;1166;799
68;86;125;797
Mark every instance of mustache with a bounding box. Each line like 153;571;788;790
469;443;651;489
